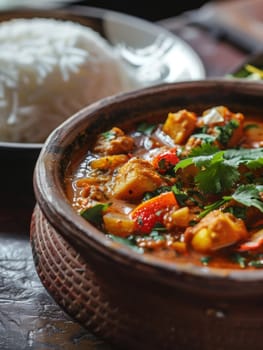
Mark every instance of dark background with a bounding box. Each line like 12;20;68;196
73;1;210;21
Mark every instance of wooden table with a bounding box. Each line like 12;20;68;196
0;2;255;349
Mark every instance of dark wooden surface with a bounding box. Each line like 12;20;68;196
0;3;254;349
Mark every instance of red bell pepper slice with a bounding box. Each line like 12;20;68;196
131;191;178;234
152;148;179;174
238;230;263;251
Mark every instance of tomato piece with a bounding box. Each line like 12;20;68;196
152;148;179;174
131;191;178;234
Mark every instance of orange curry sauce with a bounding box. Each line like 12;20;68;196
65;106;263;269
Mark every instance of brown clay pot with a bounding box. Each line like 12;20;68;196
30;79;263;350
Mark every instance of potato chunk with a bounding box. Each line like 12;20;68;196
162;109;197;144
90;154;129;170
112;158;164;201
103;212;135;237
168;207;190;228
185;210;248;253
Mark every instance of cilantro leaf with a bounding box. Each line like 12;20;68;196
199;184;263;218
175;145;222;172
194;163;239;194
231;184;263;213
107;234;144;254
81;203;111;225
176;149;237;193
224;148;263;169
189;143;220;157
214;119;239;146
175;147;263;194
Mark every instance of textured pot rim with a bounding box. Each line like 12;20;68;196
34;78;263;286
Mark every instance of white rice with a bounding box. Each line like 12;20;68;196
0;18;135;143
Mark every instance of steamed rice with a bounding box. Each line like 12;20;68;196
0;18;136;143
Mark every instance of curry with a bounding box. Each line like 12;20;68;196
65;106;263;269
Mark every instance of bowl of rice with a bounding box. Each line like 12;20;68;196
0;6;205;197
0;11;134;199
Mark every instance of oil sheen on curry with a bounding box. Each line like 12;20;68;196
65;106;263;269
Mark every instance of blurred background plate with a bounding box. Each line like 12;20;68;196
95;6;206;85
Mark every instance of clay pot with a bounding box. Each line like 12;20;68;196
31;79;263;350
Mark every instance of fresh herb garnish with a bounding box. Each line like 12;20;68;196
188;142;220;158
107;234;144;254
214;119;239;146
175;146;263;194
102;130;117;140
171;184;189;206
248;260;263;268
195;160;239;194
190;133;216;144
199;199;227;218
142;186;172;201
199;184;263;217
224;206;247;220
200;256;212;266
81;203;111;225
231;253;247;268
230;184;263;213
137;122;156;135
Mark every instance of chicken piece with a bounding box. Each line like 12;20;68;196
93;127;135;155
162;109;197;144
185;210;248;253
198;106;245;148
112;158;164;201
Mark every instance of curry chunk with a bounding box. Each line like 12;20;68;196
162;109;197;144
112;158;164;201
93;127;135;155
90;154;129;170
185;210;248;253
103;212;135;237
166;207;191;228
198;106;245;148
